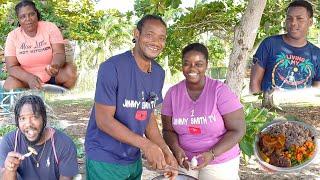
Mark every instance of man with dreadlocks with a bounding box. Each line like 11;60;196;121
0;95;78;180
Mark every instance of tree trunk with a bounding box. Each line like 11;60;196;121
225;0;267;97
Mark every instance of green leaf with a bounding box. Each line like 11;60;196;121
239;139;254;158
0;125;16;137
240;102;276;164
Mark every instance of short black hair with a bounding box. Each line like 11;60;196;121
14;95;47;128
182;43;209;62
136;14;166;32
287;0;313;18
15;0;41;20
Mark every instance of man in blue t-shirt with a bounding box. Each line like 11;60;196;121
85;14;178;180
250;0;320;95
0;95;78;180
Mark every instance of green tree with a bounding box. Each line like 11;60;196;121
255;0;289;45
225;0;266;96
134;0;181;17
134;0;244;73
37;0;105;41
133;0;320;75
206;37;226;67
0;1;16;49
75;9;134;69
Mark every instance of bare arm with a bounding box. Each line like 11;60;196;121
51;43;65;68
0;168;16;180
249;63;265;94
194;108;245;170
95;103;169;170
210;108;246;157
5;56;40;84
162;114;187;169
46;43;66;77
0;152;24;180
146;112;178;177
145;112;170;152
145;111;178;162
95;103;149;150
161;115;179;151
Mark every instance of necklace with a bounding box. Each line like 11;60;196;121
131;49;152;73
131;49;156;104
31;140;47;168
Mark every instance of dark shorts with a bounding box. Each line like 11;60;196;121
46;76;56;85
86;158;142;180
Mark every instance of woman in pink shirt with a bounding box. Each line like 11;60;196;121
4;1;77;90
161;43;246;179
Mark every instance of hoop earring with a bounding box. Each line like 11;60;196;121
132;38;136;43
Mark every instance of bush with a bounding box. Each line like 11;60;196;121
0;62;8;80
0;124;16;137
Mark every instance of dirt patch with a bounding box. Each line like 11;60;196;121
278;106;320;130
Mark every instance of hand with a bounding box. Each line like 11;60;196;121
141;141;167;170
171;145;189;170
45;64;60;77
27;75;43;89
4;152;24;172
192;152;214;170
162;147;179;179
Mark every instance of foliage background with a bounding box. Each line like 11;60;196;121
1;0;320;72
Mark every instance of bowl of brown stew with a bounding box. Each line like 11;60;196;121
254;120;318;172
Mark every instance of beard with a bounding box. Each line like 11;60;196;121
23;126;46;146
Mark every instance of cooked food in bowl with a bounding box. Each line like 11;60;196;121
255;120;317;171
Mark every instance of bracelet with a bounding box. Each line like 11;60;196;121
209;149;216;160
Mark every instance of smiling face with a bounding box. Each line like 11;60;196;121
17;5;39;34
285;6;312;41
182;50;208;85
18;104;44;145
134;19;166;61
